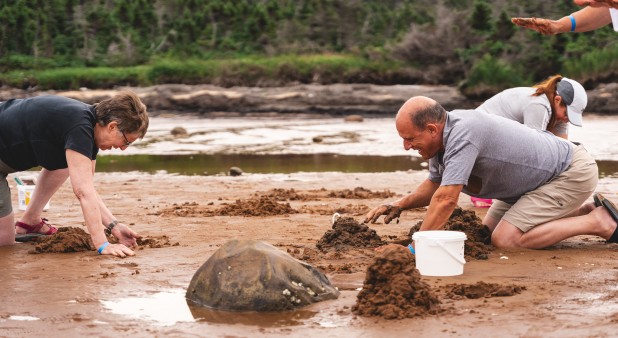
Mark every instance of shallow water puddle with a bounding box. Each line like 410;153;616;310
560;284;618;317
6;315;40;321
101;288;351;328
101;289;195;326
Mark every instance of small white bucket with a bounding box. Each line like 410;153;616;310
412;230;467;276
17;185;50;211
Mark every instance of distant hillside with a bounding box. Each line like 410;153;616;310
1;0;616;96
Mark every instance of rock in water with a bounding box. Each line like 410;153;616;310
229;166;243;176
186;239;340;311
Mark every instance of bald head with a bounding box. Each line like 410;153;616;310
393;96;446;159
396;96;446;130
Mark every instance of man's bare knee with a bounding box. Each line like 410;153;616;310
491;232;517;249
491;221;523;249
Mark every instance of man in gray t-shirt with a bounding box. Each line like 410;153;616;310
364;96;618;249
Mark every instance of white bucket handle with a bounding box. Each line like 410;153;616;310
432;239;466;265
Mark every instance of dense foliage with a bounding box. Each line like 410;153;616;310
0;0;616;97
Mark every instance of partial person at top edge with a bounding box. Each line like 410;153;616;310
0;91;149;258
512;0;618;35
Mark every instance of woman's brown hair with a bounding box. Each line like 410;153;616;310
532;74;564;131
93;91;149;137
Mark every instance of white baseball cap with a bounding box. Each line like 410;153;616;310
556;77;587;127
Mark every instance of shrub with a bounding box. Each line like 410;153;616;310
460;54;530;99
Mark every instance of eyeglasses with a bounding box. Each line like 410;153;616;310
120;131;133;146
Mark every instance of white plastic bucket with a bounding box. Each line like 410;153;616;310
17;185;50;211
412;230;467;276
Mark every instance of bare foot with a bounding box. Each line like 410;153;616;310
591;207;618;240
579;202;596;216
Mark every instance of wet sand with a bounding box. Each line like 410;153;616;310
1;170;618;337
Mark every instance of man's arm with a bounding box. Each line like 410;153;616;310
364;178;440;224
420;184;463;231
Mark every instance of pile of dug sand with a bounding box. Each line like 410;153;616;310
158;195;297;217
30;227;178;254
352;245;441;319
316;216;385;251
445;281;525;299
30;227;94;254
327;187;395;199
408;207;492;260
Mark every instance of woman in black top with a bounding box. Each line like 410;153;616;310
0;91;149;257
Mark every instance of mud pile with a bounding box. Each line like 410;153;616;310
445;281;525;299
136;235;179;248
352;245;440;319
327;187;395;199
30;227;177;254
215;196;297;216
263;188;317;201
408;207;492;260
158;196;297;217
316;216;385;251
30;227;94;253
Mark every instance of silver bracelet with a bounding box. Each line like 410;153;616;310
105;220;119;236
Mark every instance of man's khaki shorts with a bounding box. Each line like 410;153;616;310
487;145;598;233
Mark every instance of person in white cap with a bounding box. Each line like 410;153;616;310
512;0;618;35
477;75;587;139
467;75;587;208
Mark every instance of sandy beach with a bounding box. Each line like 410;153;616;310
1;113;618;338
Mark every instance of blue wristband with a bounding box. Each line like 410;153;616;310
407;243;415;254
97;241;110;254
569;15;576;32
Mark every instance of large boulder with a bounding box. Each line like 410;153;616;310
186;239;339;312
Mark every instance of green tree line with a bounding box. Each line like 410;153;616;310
0;0;616;97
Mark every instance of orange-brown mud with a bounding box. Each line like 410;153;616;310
2;171;618;337
404;207;493;260
352;245;440;319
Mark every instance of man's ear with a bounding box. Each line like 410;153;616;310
426;123;438;135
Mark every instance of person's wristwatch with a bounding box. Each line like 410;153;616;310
105;220;119;236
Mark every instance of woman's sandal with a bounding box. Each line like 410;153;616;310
15;218;58;242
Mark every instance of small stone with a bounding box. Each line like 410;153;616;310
229;167;243;176
170;126;188;137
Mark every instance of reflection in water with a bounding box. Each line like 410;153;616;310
7;315;40;321
101;289;194;326
93;154;618;178
188;299;351;328
96;154;423;175
187;300;316;327
101;289;349;328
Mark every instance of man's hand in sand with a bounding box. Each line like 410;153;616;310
100;243;135;258
574;0;618;8
112;223;141;248
364;204;402;224
511;17;561;35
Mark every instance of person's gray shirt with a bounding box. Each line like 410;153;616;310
428;109;573;204
477;87;568;136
